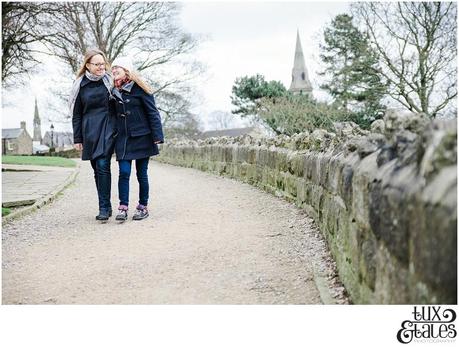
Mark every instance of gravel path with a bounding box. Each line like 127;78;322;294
2;160;348;304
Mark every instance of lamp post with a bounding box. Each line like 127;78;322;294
50;123;54;153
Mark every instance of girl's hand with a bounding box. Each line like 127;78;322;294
74;143;83;151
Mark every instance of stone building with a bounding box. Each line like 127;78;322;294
2;121;33;155
42;131;74;152
289;30;313;96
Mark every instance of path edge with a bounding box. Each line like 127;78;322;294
2;164;80;224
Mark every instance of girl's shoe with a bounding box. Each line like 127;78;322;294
115;205;128;222
133;205;149;220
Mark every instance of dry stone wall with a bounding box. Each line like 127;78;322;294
155;111;457;304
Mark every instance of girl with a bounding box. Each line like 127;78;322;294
110;57;164;221
70;49;116;221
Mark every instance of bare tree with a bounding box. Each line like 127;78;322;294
155;90;193;128
41;2;199;75
207;110;237;130
32;2;204;128
1;2;55;85
352;2;457;118
157;90;202;139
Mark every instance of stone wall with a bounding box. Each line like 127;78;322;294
155;111;457;304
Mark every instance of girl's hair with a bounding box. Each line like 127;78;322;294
125;70;154;94
76;49;110;78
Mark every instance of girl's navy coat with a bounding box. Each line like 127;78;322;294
72;76;116;161
111;81;164;161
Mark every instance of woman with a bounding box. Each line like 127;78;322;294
70;49;116;221
110;56;164;221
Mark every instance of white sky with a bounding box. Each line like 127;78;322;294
180;1;350;129
1;1;350;133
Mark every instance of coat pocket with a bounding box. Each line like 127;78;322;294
128;109;151;137
129;127;151;137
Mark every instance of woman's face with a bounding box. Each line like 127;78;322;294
86;54;106;76
111;66;126;80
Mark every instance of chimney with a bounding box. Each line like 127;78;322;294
20;121;26;130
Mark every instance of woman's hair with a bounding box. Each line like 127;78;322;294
76;49;110;78
125;70;154;94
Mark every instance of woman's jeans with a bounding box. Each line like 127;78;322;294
118;158;149;207
90;156;112;213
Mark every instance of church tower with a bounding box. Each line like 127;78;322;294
33;98;42;143
289;30;313;96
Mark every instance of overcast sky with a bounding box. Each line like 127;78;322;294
180;1;350;128
2;1;350;134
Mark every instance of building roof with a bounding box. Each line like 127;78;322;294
43;131;73;138
199;127;255;139
2;128;23;139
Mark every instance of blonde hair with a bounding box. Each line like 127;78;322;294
125;70;154;94
76;49;110;78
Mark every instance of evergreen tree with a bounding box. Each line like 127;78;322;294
319;14;387;126
231;74;288;117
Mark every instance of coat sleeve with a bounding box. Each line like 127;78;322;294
141;92;164;143
72;92;83;144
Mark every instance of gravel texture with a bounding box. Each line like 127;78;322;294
2;160;349;304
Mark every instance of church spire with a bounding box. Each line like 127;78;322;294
289;30;313;96
33;97;42;143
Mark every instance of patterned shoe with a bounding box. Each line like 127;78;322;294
115;205;128;222
133;204;149;220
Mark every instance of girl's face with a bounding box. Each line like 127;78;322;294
86;54;106;76
112;66;126;80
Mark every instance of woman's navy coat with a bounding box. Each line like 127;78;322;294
111;81;164;161
72;76;116;161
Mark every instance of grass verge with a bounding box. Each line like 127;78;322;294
2;155;76;168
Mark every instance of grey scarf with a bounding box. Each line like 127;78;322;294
68;71;113;118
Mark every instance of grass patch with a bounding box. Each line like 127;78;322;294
2;155;76;168
2;207;11;217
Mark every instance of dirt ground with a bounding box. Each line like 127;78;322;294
2;160;348;304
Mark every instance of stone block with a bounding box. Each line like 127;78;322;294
410;167;457;303
276;150;289;172
289;152;304;177
268;149;278;170
303;152;313;180
374;245;411;304
358;229;377;290
224;146;233;162
256;147;268;167
247;147;257;164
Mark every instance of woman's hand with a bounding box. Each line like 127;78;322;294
74;143;83;151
